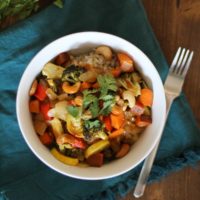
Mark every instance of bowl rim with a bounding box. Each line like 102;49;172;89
16;31;166;180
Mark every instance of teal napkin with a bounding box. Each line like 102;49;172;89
0;0;200;199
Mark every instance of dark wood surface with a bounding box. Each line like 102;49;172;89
122;0;200;199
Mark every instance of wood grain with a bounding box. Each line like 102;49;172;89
122;0;200;199
142;0;200;126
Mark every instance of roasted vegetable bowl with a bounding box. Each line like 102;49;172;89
17;32;166;179
29;45;153;167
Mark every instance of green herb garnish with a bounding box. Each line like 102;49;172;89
67;106;79;118
97;74;117;96
98;74;117;115
82;74;117;117
83;89;99;118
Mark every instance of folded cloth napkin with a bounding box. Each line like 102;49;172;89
0;0;200;199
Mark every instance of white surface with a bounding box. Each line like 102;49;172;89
16;32;166;180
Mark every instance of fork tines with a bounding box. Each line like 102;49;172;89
170;47;194;77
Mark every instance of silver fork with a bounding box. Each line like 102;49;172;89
133;47;194;198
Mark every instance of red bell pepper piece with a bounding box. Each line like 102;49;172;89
40;102;51;121
62;134;86;149
39;132;54;146
34;83;47;101
103;116;112;132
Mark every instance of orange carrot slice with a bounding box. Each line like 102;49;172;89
110;113;125;129
109;128;124;139
117;53;134;72
139;88;153;107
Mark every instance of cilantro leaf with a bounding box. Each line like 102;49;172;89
82;74;117;117
100;98;115;116
67;106;79;118
83;119;102;131
90;100;100;118
97;74;117;115
97;74;117;97
83;89;99;118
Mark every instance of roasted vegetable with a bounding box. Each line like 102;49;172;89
135;115;152;127
46;88;57;100
51;148;79;166
117;53;134;72
62;65;86;83
66;113;84;138
86;153;104;167
115;143;130;158
85;140;110;159
49;118;63;138
48;101;68;121
33;120;47;136
42;63;65;79
40;102;51;121
39;132;54;146
47;79;59;93
29;100;40;113
34;83;47;101
139;88;153;107
83;119;107;141
109;128;124;139
117;74;141;97
110;112;125;129
56;134;86;149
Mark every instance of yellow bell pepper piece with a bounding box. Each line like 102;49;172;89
85;140;110;159
51;148;79;166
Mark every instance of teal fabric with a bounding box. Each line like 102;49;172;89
0;0;200;199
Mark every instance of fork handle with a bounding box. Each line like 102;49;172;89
133;94;175;198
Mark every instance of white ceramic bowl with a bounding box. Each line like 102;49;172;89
16;32;166;180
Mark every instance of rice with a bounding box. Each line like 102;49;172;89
69;50;118;71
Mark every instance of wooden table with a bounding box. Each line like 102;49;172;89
122;0;200;199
